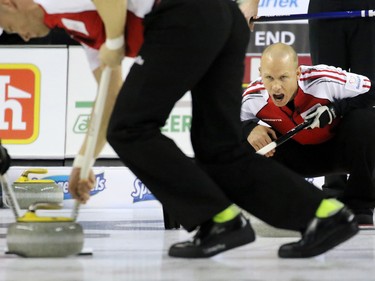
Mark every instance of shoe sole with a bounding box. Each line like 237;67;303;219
279;221;359;258
169;220;256;258
359;224;375;230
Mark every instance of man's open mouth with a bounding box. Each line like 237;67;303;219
273;93;285;102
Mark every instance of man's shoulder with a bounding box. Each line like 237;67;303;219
243;78;266;98
299;64;346;82
298;64;348;91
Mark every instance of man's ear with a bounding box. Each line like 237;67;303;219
296;66;301;77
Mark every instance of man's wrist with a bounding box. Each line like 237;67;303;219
105;35;124;50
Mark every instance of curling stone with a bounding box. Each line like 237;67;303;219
11;168;63;209
6;203;84;257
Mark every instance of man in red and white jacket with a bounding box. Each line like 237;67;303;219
0;0;152;69
0;0;154;194
242;42;375;225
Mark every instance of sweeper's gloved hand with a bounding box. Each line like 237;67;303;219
0;144;11;175
304;104;337;129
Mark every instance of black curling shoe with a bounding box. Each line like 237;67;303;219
168;214;255;258
278;207;359;258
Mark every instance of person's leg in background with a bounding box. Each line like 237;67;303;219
309;0;375;221
338;0;375;224
308;0;349;70
343;0;375;81
332;109;375;225
308;0;351;195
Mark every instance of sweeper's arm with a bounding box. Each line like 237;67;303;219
68;66;123;204
68;0;127;203
93;0;127;68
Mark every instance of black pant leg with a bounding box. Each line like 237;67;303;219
308;0;349;68
270;109;375;210
107;0;241;231
308;0;375;191
335;109;375;209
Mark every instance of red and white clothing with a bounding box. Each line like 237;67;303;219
241;64;372;144
34;0;156;70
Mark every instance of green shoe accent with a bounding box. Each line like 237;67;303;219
316;199;344;218
213;205;241;223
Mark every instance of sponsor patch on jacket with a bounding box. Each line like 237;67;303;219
262;118;282;122
345;74;362;92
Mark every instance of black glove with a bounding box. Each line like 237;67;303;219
304;105;337;129
0;144;11;175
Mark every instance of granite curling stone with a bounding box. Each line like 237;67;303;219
6;203;84;257
11;168;63;209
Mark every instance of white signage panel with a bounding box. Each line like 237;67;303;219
66;46;194;158
0;47;68;159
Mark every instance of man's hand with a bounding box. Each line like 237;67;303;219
68;167;96;204
305;105;337;129
247;125;277;157
0;144;10;175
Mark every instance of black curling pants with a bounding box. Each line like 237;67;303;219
273;109;375;211
309;0;375;197
107;0;324;232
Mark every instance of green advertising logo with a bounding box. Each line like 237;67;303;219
73;100;191;134
161;115;191;133
73;101;93;134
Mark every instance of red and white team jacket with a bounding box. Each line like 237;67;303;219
34;0;155;70
241;64;372;144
